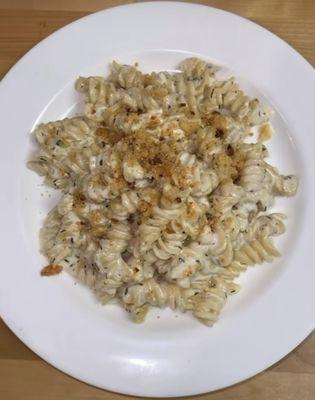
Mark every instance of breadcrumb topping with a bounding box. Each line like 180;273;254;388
40;264;63;276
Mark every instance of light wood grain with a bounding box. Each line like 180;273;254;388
0;0;314;78
0;1;314;399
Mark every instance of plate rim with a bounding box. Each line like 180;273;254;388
0;2;314;397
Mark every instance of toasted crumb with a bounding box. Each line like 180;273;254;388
40;264;63;276
259;123;272;142
202;111;228;131
95;127;124;145
122;130;188;184
138;188;160;219
212;153;238;181
146;115;160;129
179;116;201;135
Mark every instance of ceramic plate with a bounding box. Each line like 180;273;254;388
0;2;314;397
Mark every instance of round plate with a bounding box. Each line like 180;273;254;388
0;2;314;397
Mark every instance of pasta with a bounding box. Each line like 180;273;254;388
29;58;298;325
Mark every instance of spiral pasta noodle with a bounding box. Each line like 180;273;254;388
29;58;298;325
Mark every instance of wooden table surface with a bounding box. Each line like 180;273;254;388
0;1;314;399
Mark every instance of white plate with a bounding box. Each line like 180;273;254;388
0;2;314;397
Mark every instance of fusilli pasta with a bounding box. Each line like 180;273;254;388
29;58;298;325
